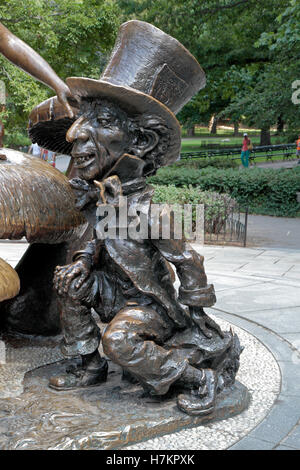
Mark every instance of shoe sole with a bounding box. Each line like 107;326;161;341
48;381;105;392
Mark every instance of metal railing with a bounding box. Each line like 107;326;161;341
204;204;248;247
180;143;295;164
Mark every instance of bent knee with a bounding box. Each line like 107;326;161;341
102;326;130;363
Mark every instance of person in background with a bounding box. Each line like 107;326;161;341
40;148;48;161
29;142;41;158
240;132;251;168
296;135;300;164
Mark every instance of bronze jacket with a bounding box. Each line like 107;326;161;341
71;155;216;329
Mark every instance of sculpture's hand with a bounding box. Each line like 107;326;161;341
190;306;224;339
54;258;91;296
56;83;75;119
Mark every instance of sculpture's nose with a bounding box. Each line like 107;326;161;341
66;116;89;143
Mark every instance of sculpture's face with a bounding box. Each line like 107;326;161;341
66;101;131;181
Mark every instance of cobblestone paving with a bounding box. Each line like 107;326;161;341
123;318;280;450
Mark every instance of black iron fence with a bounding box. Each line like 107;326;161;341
204;204;248;246
184;202;248;246
180;143;295;164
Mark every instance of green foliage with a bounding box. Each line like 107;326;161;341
152;184;237;234
148;166;300;217
172;158;239;169
0;0;119;134
116;0;299;138
116;0;292;130
3;128;31;148
222;0;300;133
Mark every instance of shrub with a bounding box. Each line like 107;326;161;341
148;166;300;217
173;157;239;169
3;130;31;149
152;184;238;234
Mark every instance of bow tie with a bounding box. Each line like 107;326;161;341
69;154;146;210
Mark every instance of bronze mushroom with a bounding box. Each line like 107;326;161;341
0;257;20;302
0;148;87;244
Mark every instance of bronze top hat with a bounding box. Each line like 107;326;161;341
29;20;206;165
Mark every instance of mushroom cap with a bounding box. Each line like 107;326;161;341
0;148;87;243
0;257;20;301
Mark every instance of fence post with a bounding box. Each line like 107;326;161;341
243;207;248;247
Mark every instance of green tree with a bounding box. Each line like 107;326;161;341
116;0;293;141
0;0;119;145
221;0;300;143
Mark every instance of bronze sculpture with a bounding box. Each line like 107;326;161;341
0;22;86;333
28;21;243;416
0;21;74;118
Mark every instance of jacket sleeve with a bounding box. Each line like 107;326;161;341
72;239;102;266
152;237;216;308
149;204;216;307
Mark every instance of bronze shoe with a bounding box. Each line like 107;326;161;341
177;369;217;416
49;360;108;391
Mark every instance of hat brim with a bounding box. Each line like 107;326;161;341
29;78;182;166
28;97;78;155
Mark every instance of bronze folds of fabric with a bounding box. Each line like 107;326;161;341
0;257;20;301
0;148;87;243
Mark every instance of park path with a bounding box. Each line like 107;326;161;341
247;214;300;249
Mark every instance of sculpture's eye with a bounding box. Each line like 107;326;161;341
97;117;111;127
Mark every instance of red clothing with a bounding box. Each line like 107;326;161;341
297;139;300;150
242;138;250;151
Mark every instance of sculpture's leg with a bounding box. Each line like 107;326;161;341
0;228;92;336
0;243;69;335
49;274;108;390
102;306;219;414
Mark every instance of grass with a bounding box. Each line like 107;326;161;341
181;126;261;138
181;136;262;152
180;125;288;152
178;151;298;166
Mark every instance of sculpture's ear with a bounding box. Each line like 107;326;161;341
129;128;159;158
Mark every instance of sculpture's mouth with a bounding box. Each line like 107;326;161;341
73;153;96;169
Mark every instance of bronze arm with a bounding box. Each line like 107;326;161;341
0;22;74;117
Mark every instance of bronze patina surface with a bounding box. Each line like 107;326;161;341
0;356;250;450
0;18;248;423
0;21;74;118
26;21;246;418
0;21;80;327
0;148;86;243
0;257;19;302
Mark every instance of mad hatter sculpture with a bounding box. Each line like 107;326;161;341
29;21;243;416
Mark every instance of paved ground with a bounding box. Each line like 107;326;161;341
0;241;299;450
247;214;300;249
199;244;300;450
254;159;300;170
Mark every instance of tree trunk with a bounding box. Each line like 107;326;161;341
276;115;284;134
0;120;4;148
209;115;218;134
260;127;271;146
233;121;239;137
186;125;195;137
